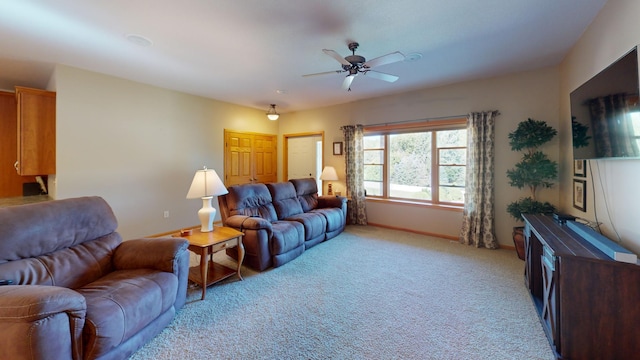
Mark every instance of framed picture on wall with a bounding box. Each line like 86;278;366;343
333;142;343;155
573;179;587;212
574;159;586;177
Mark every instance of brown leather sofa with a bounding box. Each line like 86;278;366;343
0;196;190;360
218;178;347;271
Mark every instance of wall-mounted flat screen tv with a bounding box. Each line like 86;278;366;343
570;47;640;160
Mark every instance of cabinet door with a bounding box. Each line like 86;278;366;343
541;250;560;352
16;87;56;176
0;92;37;197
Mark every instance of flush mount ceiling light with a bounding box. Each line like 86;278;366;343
404;52;423;62
125;34;153;47
266;104;279;121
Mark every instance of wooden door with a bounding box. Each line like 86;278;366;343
283;132;324;183
287;135;319;180
253;134;277;183
225;131;253;186
224;130;277;186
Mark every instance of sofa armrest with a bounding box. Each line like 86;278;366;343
113;237;189;273
224;215;273;232
318;195;347;209
113;237;190;310
0;285;86;360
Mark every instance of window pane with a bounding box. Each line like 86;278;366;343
439;163;465;203
437;129;467;147
364;135;385;148
439;148;466;165
439;165;466;186
440;186;465;203
364;164;383;181
364;181;383;196
389;132;431;200
364;150;384;164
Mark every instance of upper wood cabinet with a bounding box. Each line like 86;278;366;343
15;86;56;176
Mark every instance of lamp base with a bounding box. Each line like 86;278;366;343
198;196;216;232
327;183;333;196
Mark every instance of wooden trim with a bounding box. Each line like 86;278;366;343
365;118;466;133
366;197;463;212
365;223;459;241
224;128;277;136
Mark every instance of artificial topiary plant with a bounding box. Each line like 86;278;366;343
506;118;558;221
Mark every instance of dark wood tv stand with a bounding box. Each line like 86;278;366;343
523;215;640;359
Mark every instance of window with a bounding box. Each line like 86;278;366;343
363;119;467;206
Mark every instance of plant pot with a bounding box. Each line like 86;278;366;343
512;226;525;261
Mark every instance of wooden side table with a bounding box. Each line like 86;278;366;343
175;226;244;300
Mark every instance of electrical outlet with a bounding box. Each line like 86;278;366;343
163;210;170;218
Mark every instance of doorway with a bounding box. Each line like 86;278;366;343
284;132;324;194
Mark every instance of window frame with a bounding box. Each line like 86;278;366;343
363;118;467;208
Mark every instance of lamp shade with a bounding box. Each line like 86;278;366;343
186;167;228;232
319;166;339;181
266;104;280;121
186;167;228;199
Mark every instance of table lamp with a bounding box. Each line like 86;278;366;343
320;166;339;195
186;167;228;232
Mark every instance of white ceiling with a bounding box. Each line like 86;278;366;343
0;0;607;113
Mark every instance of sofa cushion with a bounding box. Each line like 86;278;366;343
78;269;178;359
226;183;278;222
270;221;304;255
311;208;345;232
0;233;121;289
289;178;319;212
267;181;326;244
0;196;118;264
266;182;304;219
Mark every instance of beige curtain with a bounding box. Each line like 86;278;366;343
459;111;498;249
342;125;367;225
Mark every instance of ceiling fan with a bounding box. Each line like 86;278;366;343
303;42;405;91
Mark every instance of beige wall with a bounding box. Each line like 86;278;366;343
53;65;277;239
280;67;560;245
559;0;640;253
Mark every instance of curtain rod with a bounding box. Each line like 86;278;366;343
340;111;499;129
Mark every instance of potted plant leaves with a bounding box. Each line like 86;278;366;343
506;118;558;260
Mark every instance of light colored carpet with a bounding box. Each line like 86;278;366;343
130;225;554;360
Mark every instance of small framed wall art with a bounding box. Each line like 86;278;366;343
574;159;586;177
333;142;343;155
573;179;587;212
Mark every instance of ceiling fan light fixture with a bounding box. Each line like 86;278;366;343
266;104;279;121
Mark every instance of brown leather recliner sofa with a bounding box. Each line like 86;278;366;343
0;196;190;360
218;178;347;271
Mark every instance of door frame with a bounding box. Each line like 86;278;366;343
283;131;324;181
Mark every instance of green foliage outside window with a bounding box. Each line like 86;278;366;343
364;128;466;203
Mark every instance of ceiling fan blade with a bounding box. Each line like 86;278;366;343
302;70;344;78
322;49;352;67
363;51;405;68
342;74;356;90
364;70;399;83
